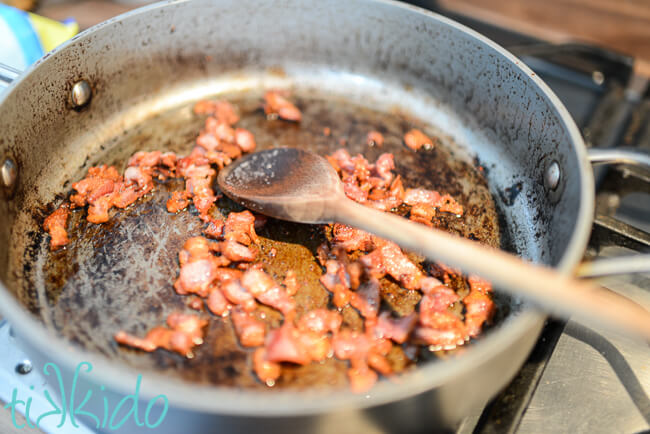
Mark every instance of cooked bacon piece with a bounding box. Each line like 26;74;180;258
320;260;353;308
350;278;380;319
415;311;467;349
409;203;436;226
203;217;225;239
194;100;240;125
207;287;232;316
323;127;331;136
221;279;257;312
297;309;342;334
178;236;213;265
264;91;302;122
419;285;459;320
128;151;162;168
253;348;282;385
70;165;120;208
468;275;492;293
331;224;374;252
265;324;310;365
366;131;384;147
111;182;140;209
231;308;265;347
224;210;258;245
241;269;295;315
180;163;217;216
342;179;369;203
439;194;464;216
372;153;394;185
43;204;70;249
86;194;115;224
463;289;495;338
403;188;442;207
296;330;331;362
167;191;192;213
332;329;371;361
115;313;207;357
234;128;256;153
213;268;243;284
404;129;435;151
374;312;417;344
283;270;300;296
206;287;232;316
367;351;392;377
418;276;444;293
219;240;257;262
114;330;158;352
174;258;218;297
360;240;422;289
367;175;404;211
403;188;463;216
348;359;378;393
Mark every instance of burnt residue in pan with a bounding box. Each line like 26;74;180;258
20;92;506;389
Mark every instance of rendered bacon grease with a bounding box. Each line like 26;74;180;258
43;92;495;393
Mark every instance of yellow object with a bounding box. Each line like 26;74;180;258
28;12;78;52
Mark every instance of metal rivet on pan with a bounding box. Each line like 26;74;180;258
1;157;17;190
544;160;561;191
71;80;92;108
15;360;32;375
592;70;605;86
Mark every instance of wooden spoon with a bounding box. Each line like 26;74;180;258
217;147;650;339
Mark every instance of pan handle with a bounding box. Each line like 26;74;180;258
575;147;650;278
0;62;20;91
587;147;650;168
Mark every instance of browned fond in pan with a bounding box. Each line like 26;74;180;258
22;90;508;390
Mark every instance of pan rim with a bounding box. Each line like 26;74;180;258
0;0;593;416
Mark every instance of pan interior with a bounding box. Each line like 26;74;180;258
12;81;518;390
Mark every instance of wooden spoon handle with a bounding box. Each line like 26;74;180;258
333;198;650;339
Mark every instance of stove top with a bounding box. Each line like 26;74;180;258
1;3;649;433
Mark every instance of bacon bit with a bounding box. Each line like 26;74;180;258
320;260;353;308
241;269;296;315
213;268;243;284
283;270;300;296
265;324;310;365
361;239;422;290
231;308;266;347
419;285;459;321
374;312;417;344
468;275;492;293
114;313;207;358
219;240;257;262
366;131;384;147
194;100;240;125
224;210;258;245
206;287;232;316
350;278;380;319
332;329;371;361
404;129;435;151
331;224;374;252
221;279;257;312
203;217;225;239
297;309;342;334
253;348;281;385
439;194;464;216
234;128;257;153
420;311;466;337
167;191;192;213
463;289;495;338
264;91;302;122
348;359;378;393
404;188;463;216
409;203;436;226
297;330;332;362
43;204;70;249
323;127;331;136
372;153;394;185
